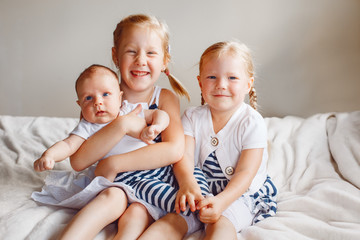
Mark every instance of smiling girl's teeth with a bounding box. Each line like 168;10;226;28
132;71;147;76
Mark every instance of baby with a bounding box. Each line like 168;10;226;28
34;64;169;172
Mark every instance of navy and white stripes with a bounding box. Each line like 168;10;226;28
203;152;228;195
251;176;277;223
202;150;277;223
114;166;210;216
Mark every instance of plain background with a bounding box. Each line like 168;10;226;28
1;0;359;118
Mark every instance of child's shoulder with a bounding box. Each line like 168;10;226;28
238;104;266;132
240;103;264;121
158;88;179;105
183;105;208;119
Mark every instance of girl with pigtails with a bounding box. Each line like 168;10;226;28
141;41;277;240
33;14;209;240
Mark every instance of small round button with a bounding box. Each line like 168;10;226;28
225;166;234;175
211;137;219;146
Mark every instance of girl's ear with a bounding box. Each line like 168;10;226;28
119;91;123;103
162;59;169;72
197;76;202;88
112;47;119;67
247;77;254;92
76;100;81;106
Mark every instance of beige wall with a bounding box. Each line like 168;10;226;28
1;0;359;118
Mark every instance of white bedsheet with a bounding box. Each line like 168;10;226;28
0;112;359;240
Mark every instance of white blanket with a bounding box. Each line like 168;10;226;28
0;112;359;240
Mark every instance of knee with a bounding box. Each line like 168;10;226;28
99;187;126;205
162;212;185;225
127;202;149;218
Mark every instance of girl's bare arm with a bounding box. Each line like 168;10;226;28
94;89;185;177
70;105;145;171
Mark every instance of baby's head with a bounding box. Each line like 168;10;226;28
76;64;123;124
198;41;257;110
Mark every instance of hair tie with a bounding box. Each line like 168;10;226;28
167;44;171;54
164;68;170;76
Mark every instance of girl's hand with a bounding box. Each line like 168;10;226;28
175;179;204;213
197;196;226;224
121;104;147;139
94;156;118;182
34;156;55;171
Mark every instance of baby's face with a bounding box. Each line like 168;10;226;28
77;70;122;124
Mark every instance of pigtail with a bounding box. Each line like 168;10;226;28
164;68;190;101
249;86;257;110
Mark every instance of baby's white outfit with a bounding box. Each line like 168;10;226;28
32;86;209;234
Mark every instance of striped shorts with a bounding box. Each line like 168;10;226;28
114;166;210;216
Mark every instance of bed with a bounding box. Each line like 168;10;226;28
0;111;359;240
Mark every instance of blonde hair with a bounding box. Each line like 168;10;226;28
198;41;257;110
113;14;190;101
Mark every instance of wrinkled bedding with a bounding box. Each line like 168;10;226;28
0;112;359;240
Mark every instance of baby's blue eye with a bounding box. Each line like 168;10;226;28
103;93;109;97
85;96;92;101
208;76;216;79
229;76;237;80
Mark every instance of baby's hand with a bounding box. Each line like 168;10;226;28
34;155;55;172
140;125;162;144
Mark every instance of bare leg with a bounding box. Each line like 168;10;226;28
114;202;154;240
58;187;127;240
204;216;237;240
138;213;188;240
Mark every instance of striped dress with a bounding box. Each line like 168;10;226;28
31;86;210;220
113;88;210;216
203;150;277;223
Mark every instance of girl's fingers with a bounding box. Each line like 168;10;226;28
196;197;210;210
188;195;196;212
180;195;187;212
175;194;185;213
131;104;142;115
175;199;180;214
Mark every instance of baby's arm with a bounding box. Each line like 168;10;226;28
173;135;204;213
140;109;170;144
197;148;263;223
94;89;185;178
34;134;85;172
70;105;145;171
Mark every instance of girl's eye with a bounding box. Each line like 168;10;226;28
208;76;216;79
103;92;110;97
147;51;156;55
229;76;238;80
85;96;92;101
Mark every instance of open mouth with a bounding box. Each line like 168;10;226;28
131;71;149;77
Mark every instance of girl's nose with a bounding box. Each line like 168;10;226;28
135;52;146;66
216;77;227;89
